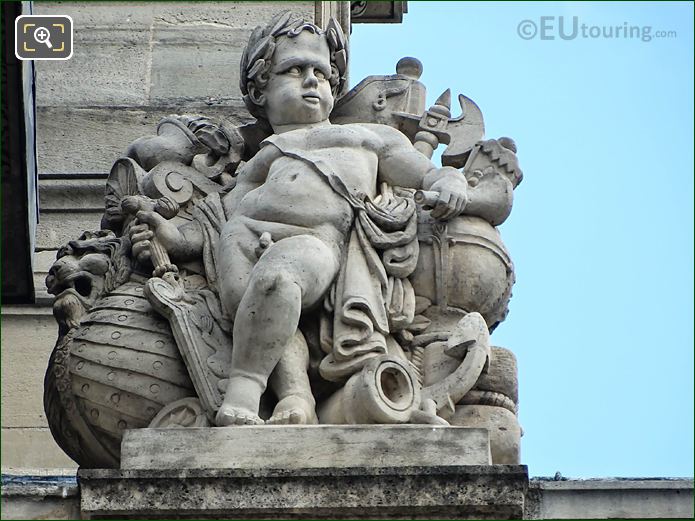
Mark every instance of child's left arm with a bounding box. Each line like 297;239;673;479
376;126;467;221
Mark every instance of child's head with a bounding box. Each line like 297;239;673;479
240;12;348;128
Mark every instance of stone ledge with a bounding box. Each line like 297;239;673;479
36;103;252;175
79;465;529;519
1;474;81;521
525;478;694;519
0;304;53;315
533;476;694;490
121;426;492;470
1;474;78;498
39;177;107;212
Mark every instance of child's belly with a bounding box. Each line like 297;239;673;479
237;166;354;241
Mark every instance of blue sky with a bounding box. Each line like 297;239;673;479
350;1;694;478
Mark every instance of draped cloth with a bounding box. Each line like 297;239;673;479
318;192;419;381
263;134;419;382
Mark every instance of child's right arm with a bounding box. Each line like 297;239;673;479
221;141;281;217
130;142;280;265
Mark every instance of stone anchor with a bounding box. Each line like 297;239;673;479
419;312;491;419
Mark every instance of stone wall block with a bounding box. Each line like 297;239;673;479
39;178;106;212
1;428;78;469
1;311;58;427
35;212;103;251
36;103;250;174
150;2;314;28
148;26;248;104
35;34;151;107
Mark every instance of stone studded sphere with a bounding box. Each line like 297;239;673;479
62;281;194;463
411;213;515;331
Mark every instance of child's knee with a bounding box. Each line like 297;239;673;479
251;268;297;295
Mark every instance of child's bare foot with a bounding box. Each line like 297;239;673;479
215;404;264;426
216;375;264;426
267;395;318;425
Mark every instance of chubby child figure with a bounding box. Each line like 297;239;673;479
131;13;467;426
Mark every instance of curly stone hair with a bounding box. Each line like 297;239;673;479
239;11;348;123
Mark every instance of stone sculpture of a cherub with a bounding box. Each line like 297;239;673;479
44;11;523;468
130;13;466;426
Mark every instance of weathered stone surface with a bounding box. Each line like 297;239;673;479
525;478;695;519
1;308;58;428
451;405;521;465
1;428;77;469
34;249;60;279
33;173;107;285
1;475;79;521
1;307;78;469
33;2;315;108
39;177;106;212
4;473;692;520
36;104;251;174
79;465;529;519
149;2;315;28
33;251;63;304
474;346;519;403
32;1;314;178
33;2;315;29
121;426;492;470
35;35;151;107
35;212;103;250
2;493;79;520
39;8;524;473
147;27;248;104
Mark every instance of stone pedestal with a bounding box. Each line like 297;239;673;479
120;426;492;469
79;466;529;519
77;426;528;519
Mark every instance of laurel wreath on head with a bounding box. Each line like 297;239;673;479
239;11;348;121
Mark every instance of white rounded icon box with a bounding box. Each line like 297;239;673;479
15;14;73;61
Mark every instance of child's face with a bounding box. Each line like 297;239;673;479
262;31;334;128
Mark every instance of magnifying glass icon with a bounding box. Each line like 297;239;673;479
34;26;53;49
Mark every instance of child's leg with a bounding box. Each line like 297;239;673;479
216;234;339;426
267;330;318;424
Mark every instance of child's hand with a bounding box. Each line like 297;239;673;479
428;171;468;221
129;211;180;264
129;219;154;264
